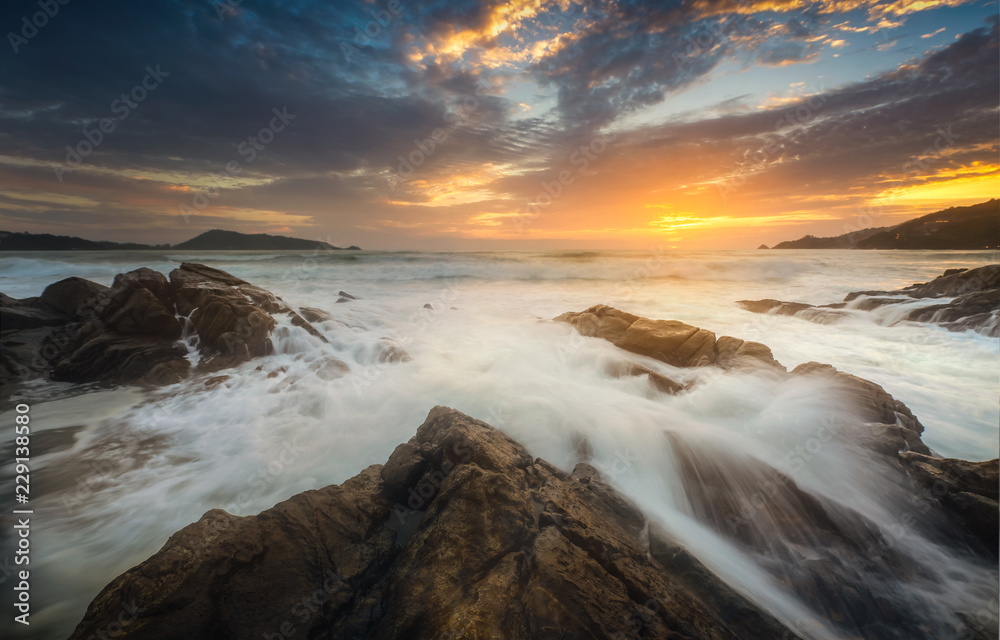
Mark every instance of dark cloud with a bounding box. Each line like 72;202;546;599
0;0;995;247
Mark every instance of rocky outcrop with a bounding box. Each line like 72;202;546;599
66;308;999;640
898;452;999;555
555;305;785;373
554;306;996;550
68;406;797;640
737;264;1000;336
1;263;339;386
555;307;998;638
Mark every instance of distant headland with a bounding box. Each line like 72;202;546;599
764;199;999;250
0;229;360;251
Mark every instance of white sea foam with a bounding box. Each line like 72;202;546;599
0;249;997;639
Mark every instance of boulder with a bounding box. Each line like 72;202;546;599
67;406;799;640
556;305;784;372
38;276;110;317
298;306;334;323
899;452;999;555
1;263;341;386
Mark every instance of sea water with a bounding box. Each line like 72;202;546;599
0;249;997;639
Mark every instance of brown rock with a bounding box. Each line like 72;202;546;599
68;406;799;640
39;276;110;317
899;452;999;554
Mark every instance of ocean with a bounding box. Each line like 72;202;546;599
1;248;998;639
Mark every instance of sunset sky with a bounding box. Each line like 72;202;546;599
0;0;997;249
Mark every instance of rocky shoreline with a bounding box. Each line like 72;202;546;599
737;264;1000;337
3;264;996;639
1;263;344;388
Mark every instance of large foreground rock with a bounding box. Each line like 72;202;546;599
68;406;796;640
737;264;1000;336
1;263;338;386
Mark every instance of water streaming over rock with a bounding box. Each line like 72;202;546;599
1;249;997;639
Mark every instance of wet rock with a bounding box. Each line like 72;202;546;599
792;362;926;446
377;338;412;363
298;306;334;323
556;305;784;372
1;263;340;386
899;452;998;555
39;276;110;317
605;360;686;394
68;406;800;640
0;296;67;331
741;265;1000;336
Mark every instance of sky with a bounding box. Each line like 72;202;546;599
0;0;997;250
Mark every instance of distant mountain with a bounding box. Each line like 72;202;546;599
0;231;163;251
0;229;360;251
172;230;358;251
772;199;999;250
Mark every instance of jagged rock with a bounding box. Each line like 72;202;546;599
899;452;999;555
100;269;181;338
1;277;110;332
791;362;927;450
605;360;685;394
740;265;1000;336
68;406;800;640
39;276;110;317
734;299;814;315
0;296;67;331
555;305;784;372
1;263;340;386
299;306;334;323
556;307;967;464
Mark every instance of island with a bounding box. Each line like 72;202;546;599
770;199;999;250
0;229;360;251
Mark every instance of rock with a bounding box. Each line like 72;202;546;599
298;306;334;323
556;306;784;372
423;303;434;310
100;269;182;338
68;406;800;640
169;262;328;371
39;276;110;317
555;304;639;343
338;290;358;300
791;362;926;445
1;277;110;333
1;263;341;386
757;244;769;250
898;264;1000;298
605;360;686;394
0;297;67;331
899;452;998;555
741;265;1000;336
377;338;412;363
736;298;814;315
616;318;717;367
